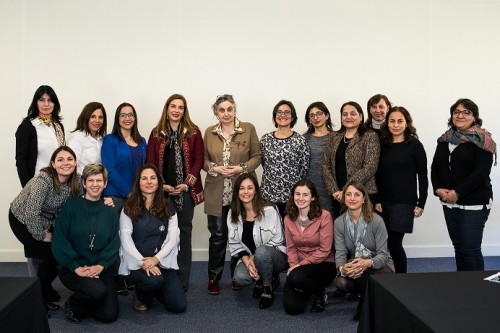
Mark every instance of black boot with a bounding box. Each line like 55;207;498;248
253;280;264;298
259;286;274;309
311;290;328;313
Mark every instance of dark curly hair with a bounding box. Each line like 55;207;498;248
285;179;322;221
380;106;418;144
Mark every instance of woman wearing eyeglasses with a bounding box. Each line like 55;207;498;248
101;103;146;213
431;98;496;271
203;94;261;295
321;101;380;218
304;102;334;218
261;100;310;219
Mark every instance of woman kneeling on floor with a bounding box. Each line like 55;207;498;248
119;164;187;313
334;180;394;320
228;174;288;309
283;179;336;314
52;163;120;323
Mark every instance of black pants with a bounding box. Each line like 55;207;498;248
59;268;119;323
207;205;230;281
387;230;407;273
174;192;195;289
9;210;58;303
283;262;336;315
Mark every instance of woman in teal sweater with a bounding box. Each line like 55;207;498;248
52;163;120;324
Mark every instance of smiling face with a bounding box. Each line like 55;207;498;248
83;173;106;201
51;150;77;179
370;99;389;122
452;103;475;131
118;105;135;131
293;185;314;211
387;111;407;140
275;104;292;128
167;98;185;124
308;107;329;129
344;185;364;212
216;100;236;126
88;109;104;137
238;178;256;205
341;104;362;130
139;168;159;196
37;93;55;119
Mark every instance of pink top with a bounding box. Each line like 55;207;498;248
284;209;335;267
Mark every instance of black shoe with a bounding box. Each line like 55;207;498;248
115;276;129;296
46;301;60;311
253;283;264;298
259;287;274;309
347;292;361;301
64;301;81;324
332;289;346;298
311;291;328;313
47;288;61;302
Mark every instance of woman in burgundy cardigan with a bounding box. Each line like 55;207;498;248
146;93;204;291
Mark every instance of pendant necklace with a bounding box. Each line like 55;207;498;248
83;197;100;251
298;217;309;228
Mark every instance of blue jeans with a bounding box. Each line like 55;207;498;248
443;206;490;271
125;268;187;313
233;245;288;286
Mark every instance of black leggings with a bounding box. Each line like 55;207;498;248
387;230;407;273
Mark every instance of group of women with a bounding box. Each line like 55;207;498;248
9;85;496;322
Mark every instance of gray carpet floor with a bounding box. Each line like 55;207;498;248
1;257;499;333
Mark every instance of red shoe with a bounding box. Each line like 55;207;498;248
207;279;220;295
232;280;243;291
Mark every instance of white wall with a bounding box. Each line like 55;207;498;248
1;0;499;261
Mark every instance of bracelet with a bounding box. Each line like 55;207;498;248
239;163;249;174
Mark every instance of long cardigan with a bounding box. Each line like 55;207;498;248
322;130;380;195
146;127;204;205
203;121;261;216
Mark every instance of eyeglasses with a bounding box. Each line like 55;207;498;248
276;110;292;116
453;109;472;116
119;113;135;119
309;111;325;119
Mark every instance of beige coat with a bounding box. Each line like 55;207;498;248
203;121;261;216
321;130;380;195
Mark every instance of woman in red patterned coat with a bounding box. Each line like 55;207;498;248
146;93;204;291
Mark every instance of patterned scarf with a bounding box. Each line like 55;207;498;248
39;117;66;146
169;125;184;211
345;212;372;259
438;125;497;165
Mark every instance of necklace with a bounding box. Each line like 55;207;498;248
343;135;352;144
83;197;100;251
298;217;309;228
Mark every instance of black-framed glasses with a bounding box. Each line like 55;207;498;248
453;109;472;116
276;110;292;116
309;111;325;119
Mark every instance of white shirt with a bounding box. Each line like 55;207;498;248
67;130;103;174
32;118;60;175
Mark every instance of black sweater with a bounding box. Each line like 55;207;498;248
431;141;493;205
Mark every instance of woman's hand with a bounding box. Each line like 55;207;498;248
374;203;383;213
141;256;159;270
42;230;52;242
103;197;115;207
435;188;450;201
74;265;103;278
246;256;260;280
414;206;424;217
145;266;161;276
345;258;372;279
445;190;459;204
287;264;300;276
332;191;343;202
215;165;242;178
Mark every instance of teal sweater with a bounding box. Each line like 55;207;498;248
52;196;119;272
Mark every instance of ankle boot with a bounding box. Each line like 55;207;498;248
259;286;274;309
